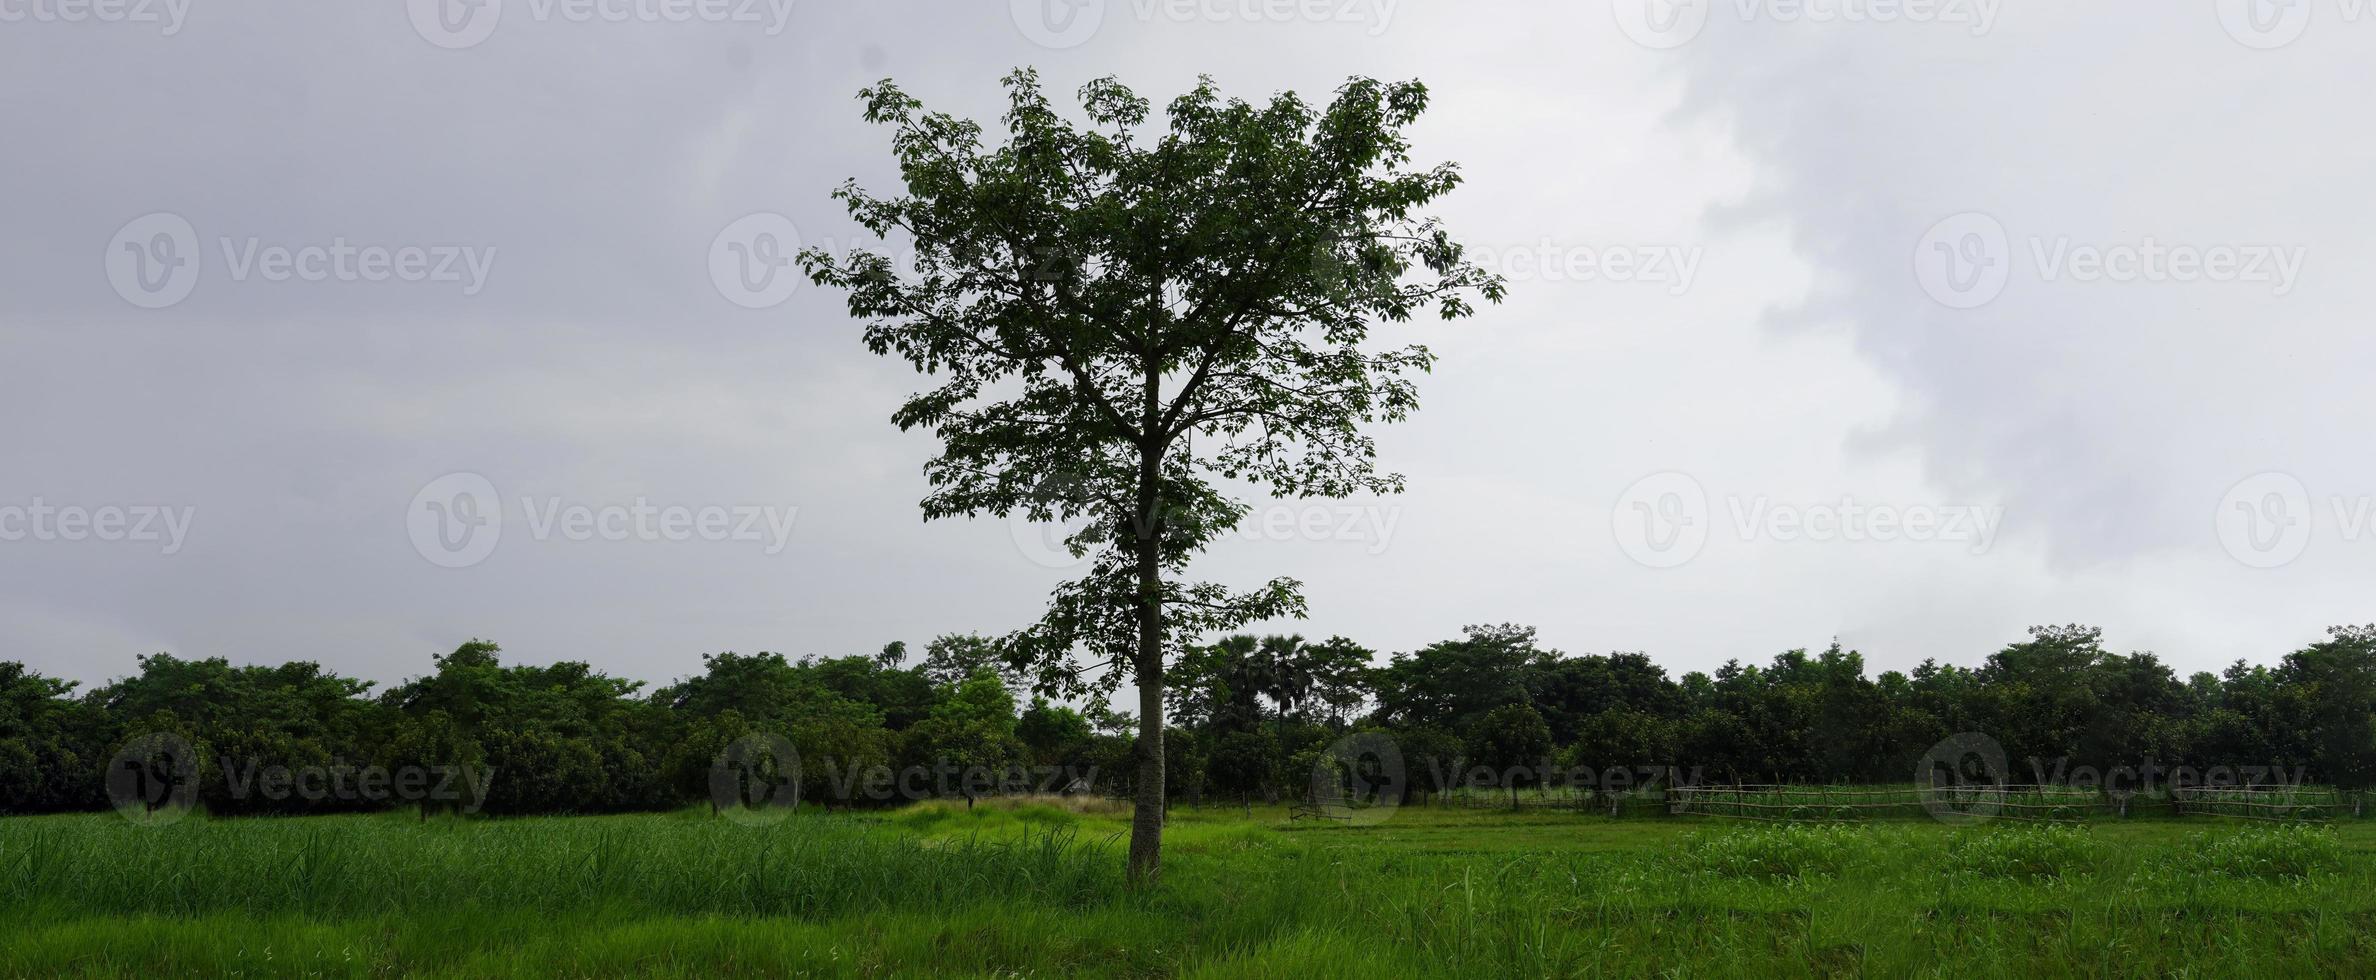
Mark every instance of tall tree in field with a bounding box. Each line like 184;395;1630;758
803;69;1504;884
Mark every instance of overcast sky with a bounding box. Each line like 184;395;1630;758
3;1;2369;693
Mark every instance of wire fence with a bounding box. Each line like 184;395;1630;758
1669;784;2116;822
1444;789;1595;811
1436;787;1674;818
1270;782;2366;823
2171;786;2353;822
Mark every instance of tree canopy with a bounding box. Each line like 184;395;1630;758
800;68;1504;882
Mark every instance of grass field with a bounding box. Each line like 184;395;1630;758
5;800;2375;978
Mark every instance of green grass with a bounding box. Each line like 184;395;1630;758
6;801;2376;977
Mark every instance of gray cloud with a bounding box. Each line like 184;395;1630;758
4;2;2369;691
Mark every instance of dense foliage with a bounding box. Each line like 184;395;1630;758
6;623;2375;815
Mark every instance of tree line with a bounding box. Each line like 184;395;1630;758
5;622;2375;816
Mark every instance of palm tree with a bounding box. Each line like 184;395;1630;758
1257;634;1315;729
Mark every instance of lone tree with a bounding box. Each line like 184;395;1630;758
803;69;1503;884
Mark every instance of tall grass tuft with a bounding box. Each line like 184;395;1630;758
1945;825;2095;879
1683;824;1868;880
2177;825;2345;881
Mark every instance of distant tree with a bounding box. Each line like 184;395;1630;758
1373;624;1551;733
648;651;811;725
1563;708;1672;775
386;641;658;814
0;663;105;813
803;654;938;731
1972;625;2111;771
916;634;1014;690
2280;626;2376;789
388;709;486;819
1467;704;1552;808
1168;635;1262;732
1208;728;1280;813
1393;723;1467;805
1162;727;1210;809
1296;636;1377;725
903;671;1026;807
1017;697;1093;765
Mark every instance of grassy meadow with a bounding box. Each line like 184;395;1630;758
3;800;2374;978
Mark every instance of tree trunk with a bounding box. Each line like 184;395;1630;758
1127;434;1167;888
1129;626;1165;886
